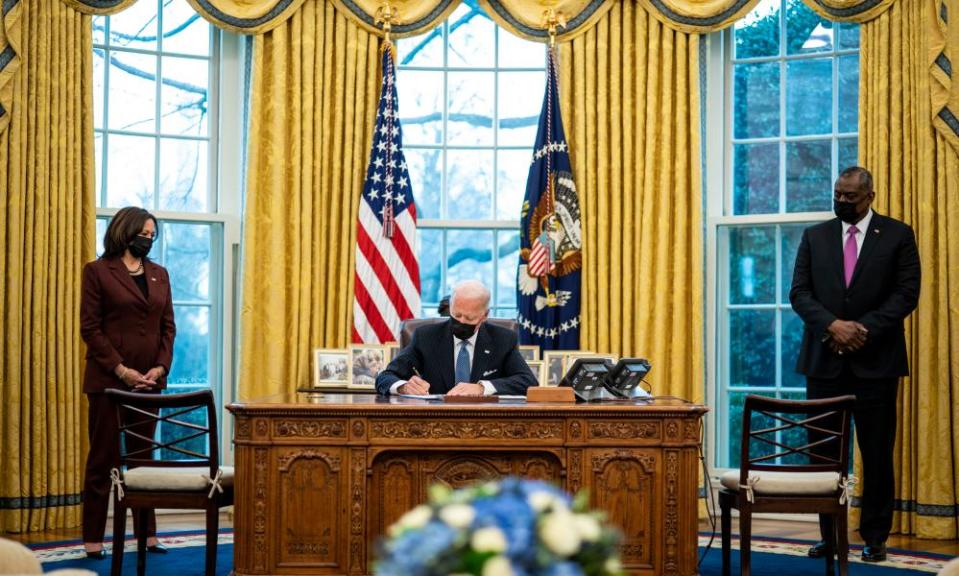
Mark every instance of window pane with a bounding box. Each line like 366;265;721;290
733;62;780;139
162;1;211;56
786;58;832;136
446;150;493;219
94;133;104;205
164;222;211;301
838;22;860;50
728;226;776;305
447;71;494;145
93;15;106;46
397;30;444;67
397;71;443;145
93;49;105;129
446;230;494;290
108;52;158;132
781;309;805;388
169;304;210;386
497;30;544;68
734;0;780;59
785;0;832;54
96;217;108;257
161;56;209;136
106;134;155;208
417;229;443;304
496;231;519;308
497;71;544;146
404;148;442;219
729;309;776;386
838;54;859;134
838;137;858;170
785;140;831;212
733;143;780;215
159;138;208;212
780;224;805;302
447;4;494;68
496;149;530;220
109;0;158;51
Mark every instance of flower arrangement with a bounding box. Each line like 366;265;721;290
375;477;623;576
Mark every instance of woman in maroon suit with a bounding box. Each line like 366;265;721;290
80;207;176;559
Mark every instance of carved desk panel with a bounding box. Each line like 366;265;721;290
229;394;706;576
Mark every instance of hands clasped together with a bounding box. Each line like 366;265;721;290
115;364;164;391
827;319;869;355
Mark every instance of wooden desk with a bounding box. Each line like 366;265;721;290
228;394;706;575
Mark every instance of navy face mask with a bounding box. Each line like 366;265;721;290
833;200;861;224
450;317;478;340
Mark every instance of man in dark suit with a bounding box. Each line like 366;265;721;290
376;280;536;396
790;166;921;562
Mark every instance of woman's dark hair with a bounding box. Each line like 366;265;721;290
102;207;158;258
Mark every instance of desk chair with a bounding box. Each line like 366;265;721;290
398;317;519;348
719;394;856;576
105;389;234;576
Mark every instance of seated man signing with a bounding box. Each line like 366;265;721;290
375;280;536;397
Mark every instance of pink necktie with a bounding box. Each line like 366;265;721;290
843;225;859;287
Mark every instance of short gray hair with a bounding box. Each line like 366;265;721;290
450;280;491;311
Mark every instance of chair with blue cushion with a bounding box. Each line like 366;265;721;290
105;388;234;576
719;394;856;576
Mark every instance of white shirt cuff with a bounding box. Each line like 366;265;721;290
479;380;495;396
389;380;406;395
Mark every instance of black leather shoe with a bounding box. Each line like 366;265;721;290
807;541;828;558
147;543;169;554
85;550;108;560
862;543;887;562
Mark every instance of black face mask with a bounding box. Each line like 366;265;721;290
833;200;861;224
450;317;479;340
129;236;153;258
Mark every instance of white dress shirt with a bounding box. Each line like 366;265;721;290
841;208;873;257
389;327;495;395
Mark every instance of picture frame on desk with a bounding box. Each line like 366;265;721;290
385;341;401;360
525;360;545;386
518;345;540;362
542;351;567;387
313;348;350;388
348;344;391;389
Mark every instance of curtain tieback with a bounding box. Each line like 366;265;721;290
205;468;224;499
740;475;760;503
110;468;125;500
839;475;859;505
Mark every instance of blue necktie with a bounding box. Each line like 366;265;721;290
455;340;471;384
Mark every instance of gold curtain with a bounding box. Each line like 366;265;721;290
556;2;703;405
238;0;379;400
0;0;95;532
854;0;959;538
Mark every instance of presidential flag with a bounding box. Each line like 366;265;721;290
353;43;421;344
516;47;581;351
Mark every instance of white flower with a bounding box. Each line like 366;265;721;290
604;556;622;574
574;513;601;542
389;504;431;536
482;555;513;576
471;526;508;553
528;491;560;512
539;510;581;556
439;504;476;528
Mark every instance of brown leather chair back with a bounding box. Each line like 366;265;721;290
398;317;519;348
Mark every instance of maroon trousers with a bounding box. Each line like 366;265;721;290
82;392;158;544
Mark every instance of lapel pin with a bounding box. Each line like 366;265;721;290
151;277;157;281
484;349;490;354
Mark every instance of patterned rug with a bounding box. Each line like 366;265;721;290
31;531;955;575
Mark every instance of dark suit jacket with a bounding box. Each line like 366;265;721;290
789;213;920;379
80;257;176;394
375;319;536;396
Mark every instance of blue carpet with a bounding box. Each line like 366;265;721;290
35;532;950;575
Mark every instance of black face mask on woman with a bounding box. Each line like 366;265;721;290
129;236;153;258
450;316;479;340
833;200;862;224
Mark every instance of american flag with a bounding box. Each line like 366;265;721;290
352;43;421;344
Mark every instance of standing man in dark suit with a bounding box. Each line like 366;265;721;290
376;280;536;396
790;166;921;562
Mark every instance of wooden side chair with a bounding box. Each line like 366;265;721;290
719;394;856;576
105;389;234;576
